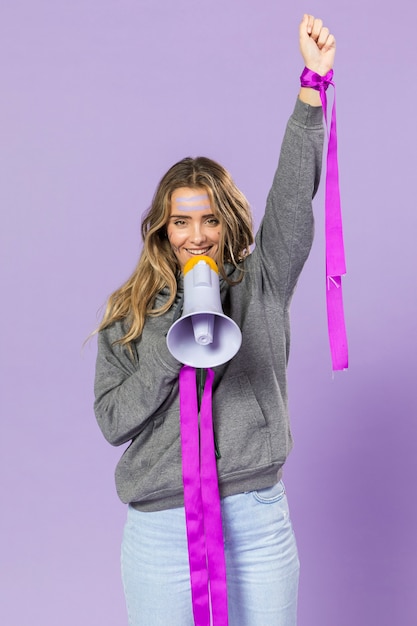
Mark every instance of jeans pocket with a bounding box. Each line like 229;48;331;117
252;480;286;504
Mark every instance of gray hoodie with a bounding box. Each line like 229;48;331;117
94;98;324;511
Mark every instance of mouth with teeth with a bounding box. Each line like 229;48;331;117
185;247;212;256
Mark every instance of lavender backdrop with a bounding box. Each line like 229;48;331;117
2;1;416;624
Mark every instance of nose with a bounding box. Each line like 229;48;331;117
191;222;206;245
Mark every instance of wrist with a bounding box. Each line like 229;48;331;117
300;66;334;92
298;87;322;106
298;67;334;106
304;63;333;77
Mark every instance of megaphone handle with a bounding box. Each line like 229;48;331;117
196;368;221;460
196;368;206;410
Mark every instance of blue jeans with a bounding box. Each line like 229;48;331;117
121;481;300;625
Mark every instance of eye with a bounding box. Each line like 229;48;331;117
206;217;220;226
173;219;187;227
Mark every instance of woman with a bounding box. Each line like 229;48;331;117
94;14;335;626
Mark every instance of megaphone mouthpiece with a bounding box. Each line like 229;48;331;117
192;313;214;345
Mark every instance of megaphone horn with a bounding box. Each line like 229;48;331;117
166;255;242;368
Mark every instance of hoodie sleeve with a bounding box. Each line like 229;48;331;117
254;98;324;304
94;320;182;446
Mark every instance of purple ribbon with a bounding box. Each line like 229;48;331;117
179;365;228;626
300;67;348;370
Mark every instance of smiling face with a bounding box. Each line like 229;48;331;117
167;187;222;270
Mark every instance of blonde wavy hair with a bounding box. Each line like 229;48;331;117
98;156;254;346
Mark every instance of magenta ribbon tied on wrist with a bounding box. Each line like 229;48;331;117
300;67;348;371
179;365;229;626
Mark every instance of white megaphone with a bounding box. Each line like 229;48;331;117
166;255;242;368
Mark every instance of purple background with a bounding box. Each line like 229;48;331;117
2;1;416;624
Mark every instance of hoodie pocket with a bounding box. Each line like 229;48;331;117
213;373;272;474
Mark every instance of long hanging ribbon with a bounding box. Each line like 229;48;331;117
179;365;229;626
300;67;348;370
